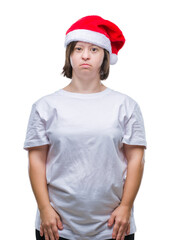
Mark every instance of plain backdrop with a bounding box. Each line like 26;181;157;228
0;0;170;239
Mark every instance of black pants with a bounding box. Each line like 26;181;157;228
36;229;134;240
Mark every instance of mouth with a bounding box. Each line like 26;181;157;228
80;63;91;67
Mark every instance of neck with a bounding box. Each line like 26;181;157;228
68;74;105;92
70;72;104;92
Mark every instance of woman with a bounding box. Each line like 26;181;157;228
23;15;147;240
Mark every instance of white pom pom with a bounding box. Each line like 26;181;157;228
110;54;118;65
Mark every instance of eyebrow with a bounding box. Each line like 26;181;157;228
76;43;99;47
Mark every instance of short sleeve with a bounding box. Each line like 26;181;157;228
23;103;50;151
121;103;147;149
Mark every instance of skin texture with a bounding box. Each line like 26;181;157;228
70;41;104;83
27;41;145;240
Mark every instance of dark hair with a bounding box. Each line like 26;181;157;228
61;41;110;80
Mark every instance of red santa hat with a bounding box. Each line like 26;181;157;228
64;15;125;65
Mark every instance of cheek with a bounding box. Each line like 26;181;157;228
97;53;104;67
100;56;104;66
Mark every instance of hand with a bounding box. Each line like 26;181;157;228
39;205;63;240
107;205;131;240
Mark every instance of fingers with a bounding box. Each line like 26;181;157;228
108;205;131;240
108;212;116;227
41;222;60;240
115;224;128;240
112;220;120;239
40;224;44;237
56;215;63;230
45;227;58;240
111;219;130;240
121;232;126;240
108;212;127;240
40;207;64;240
44;228;50;240
42;227;59;240
126;223;130;235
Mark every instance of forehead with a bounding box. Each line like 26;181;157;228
75;41;101;48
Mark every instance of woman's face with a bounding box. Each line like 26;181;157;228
70;41;104;79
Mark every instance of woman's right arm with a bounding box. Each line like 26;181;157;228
28;145;63;240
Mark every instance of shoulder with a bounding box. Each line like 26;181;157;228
33;90;58;106
109;88;138;109
30;90;59;119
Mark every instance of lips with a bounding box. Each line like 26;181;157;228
80;63;91;67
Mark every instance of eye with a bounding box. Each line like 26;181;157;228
91;47;98;52
75;47;82;51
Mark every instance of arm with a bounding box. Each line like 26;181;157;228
108;144;145;240
28;145;63;240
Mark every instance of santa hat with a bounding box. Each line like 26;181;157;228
64;15;125;65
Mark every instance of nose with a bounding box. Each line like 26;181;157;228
81;48;90;60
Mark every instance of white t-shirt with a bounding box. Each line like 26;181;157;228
23;87;147;240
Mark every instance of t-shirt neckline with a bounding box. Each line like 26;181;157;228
57;87;112;99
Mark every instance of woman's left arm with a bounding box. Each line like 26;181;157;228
108;144;145;240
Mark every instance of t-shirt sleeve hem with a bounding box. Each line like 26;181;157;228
23;139;50;151
121;139;147;149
